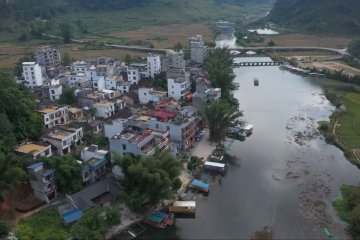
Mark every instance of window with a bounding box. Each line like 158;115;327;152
172;86;174;88
172;91;174;94
51;90;55;94
167;126;170;131
144;92;147;95
133;76;136;80
156;124;159;129
122;144;127;150
62;140;67;146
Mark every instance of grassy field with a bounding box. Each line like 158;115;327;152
250;33;351;48
310;77;360;164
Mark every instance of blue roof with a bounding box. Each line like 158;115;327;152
42;169;55;177
93;76;103;81
62;208;83;224
89;157;108;171
27;162;44;170
153;211;169;219
191;179;209;189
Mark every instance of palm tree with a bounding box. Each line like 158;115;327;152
206;47;235;98
204;100;242;143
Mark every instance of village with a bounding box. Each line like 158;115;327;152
2;33;253;239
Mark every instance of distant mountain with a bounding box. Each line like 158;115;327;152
267;0;360;35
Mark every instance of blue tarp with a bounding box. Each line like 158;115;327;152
191;180;209;189
62;208;83;224
153;211;169;219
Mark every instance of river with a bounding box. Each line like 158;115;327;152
125;53;360;240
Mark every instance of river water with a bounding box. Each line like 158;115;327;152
133;57;360;239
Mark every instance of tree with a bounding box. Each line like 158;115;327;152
83;132;109;148
124;54;132;66
76;19;88;34
206;47;235;98
104;207;121;227
42;155;83;193
59;87;78;105
204;100;242;143
173;42;183;52
0;220;9;238
267;40;276;47
18;32;28;42
62;53;71;66
172;178;182;191
60;23;72;44
71;210;106;240
153;72;167;90
113;150;182;211
0;71;42;140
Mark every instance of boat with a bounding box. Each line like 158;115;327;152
203;161;226;174
254;78;259;86
244;124;254;135
169;201;196;214
229;82;240;90
189;179;210;193
153;211;174;225
143;214;167;228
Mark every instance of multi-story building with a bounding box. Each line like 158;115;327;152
93;101;115;118
147;55;161;78
105;75;122;90
91;76;105;90
127;67;141;85
188;35;207;64
167;76;191;100
16;142;52;159
21;62;43;88
80;145;111;185
49;84;63;101
96;63;115;76
36;46;61;67
37;106;69;128
42;126;83;155
161;51;185;72
146;107;199;152
104;118;127;138
27;162;57;203
117;81;131;93
110;119;170;158
64;72;89;88
73;60;89;73
139;87;167;104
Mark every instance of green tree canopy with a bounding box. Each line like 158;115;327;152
59;87;78;105
204;100;242;142
62;53;72;66
41;155;83;193
206;47;235;98
70;210;106;240
104;206;121;227
0;71;43;140
0;220;9;238
114;150;182;212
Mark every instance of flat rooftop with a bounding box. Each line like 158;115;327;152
37;106;63;114
94;101;113;107
16;143;50;154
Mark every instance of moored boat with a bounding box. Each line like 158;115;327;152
153;211;174;225
169;201;196;214
143;214;167;228
189;179;210;193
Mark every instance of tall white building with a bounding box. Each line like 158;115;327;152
167;77;191;100
147;55;161;78
21;62;43;88
188;35;207;64
127;68;141;85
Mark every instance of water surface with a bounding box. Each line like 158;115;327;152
135;59;360;239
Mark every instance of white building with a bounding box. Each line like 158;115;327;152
42;127;83;155
104;118;127;138
105;76;121;90
117;81;131;93
73;61;89;73
49;85;63;101
139;87;167;104
93;101;115;118
36;46;61;67
64;72;87;87
21;62;43;88
91;76;105;90
147;55;161;78
37;106;69;128
188;35;207;64
43;78;60;87
127;68;141;85
167;77;191;100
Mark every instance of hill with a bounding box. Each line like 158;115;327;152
267;0;360;35
0;0;274;34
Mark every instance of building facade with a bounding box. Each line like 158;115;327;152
36;46;61;67
21;62;43;88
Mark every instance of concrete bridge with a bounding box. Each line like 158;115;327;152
233;61;285;67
